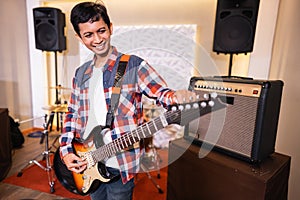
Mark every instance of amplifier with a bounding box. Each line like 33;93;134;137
184;76;284;162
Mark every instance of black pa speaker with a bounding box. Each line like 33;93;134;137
213;0;260;54
33;7;66;52
185;76;283;162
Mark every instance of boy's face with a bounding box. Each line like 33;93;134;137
76;18;113;58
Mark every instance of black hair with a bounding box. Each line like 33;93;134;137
70;1;111;37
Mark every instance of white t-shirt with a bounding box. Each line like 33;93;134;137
84;67;119;169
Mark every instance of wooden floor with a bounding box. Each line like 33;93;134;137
0;128;68;199
0;128;169;199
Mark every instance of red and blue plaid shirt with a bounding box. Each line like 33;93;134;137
59;47;176;183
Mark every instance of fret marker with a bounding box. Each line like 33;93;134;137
146;123;151;135
160;115;168;127
153;120;158;131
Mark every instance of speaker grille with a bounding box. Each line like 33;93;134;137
189;93;258;157
217;15;252;53
36;23;57;50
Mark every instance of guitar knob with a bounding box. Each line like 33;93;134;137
200;102;207;108
208;100;215;107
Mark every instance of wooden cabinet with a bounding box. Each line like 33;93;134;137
167;138;291;200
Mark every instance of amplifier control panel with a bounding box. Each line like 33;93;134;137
193;79;262;97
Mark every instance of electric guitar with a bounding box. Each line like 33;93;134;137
53;93;226;195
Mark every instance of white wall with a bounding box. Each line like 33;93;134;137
269;0;300;199
0;0;33;129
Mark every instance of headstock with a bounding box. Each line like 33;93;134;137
166;92;225;126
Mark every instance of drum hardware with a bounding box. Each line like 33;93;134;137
42;104;68;114
42;104;67;150
49;85;71;90
16;115;45;124
135;104;164;194
17;113;56;193
48;84;70;131
42;103;67;132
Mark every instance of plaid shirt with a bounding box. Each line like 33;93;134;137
59;47;176;183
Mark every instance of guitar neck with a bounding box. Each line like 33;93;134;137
90;96;222;163
92;113;171;162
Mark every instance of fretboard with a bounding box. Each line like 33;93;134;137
92;113;171;162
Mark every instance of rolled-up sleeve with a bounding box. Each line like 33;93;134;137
138;61;176;107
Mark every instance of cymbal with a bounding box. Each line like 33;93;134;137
42;104;68;113
143;104;162;111
49;85;71;90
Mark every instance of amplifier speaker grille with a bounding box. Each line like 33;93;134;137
185;77;284;162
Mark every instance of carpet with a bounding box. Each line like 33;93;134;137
3;156;167;200
3;157;90;199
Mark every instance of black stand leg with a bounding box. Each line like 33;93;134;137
17;113;56;193
228;53;233;77
137;139;164;194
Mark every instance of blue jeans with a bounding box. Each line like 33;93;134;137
90;168;135;200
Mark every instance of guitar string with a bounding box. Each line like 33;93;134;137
92;101;206;162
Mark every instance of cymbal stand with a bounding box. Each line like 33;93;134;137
49;111;64;150
17;113;56;193
137;104;164;193
140;144;163;194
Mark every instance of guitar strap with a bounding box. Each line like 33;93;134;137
105;54;130;128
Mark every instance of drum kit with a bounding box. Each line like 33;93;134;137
17;85;70;193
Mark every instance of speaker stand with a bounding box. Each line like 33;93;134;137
48;51;61;132
228;53;233;77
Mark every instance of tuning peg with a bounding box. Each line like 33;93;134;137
185;104;191;110
179;105;184;111
171;106;177;111
200;102;207;108
203;93;209;100
210;92;218;99
193;102;199;109
208;100;215;107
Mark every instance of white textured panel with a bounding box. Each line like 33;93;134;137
80;24;198;90
112;24;197;90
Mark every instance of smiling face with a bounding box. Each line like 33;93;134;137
76;18;113;60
